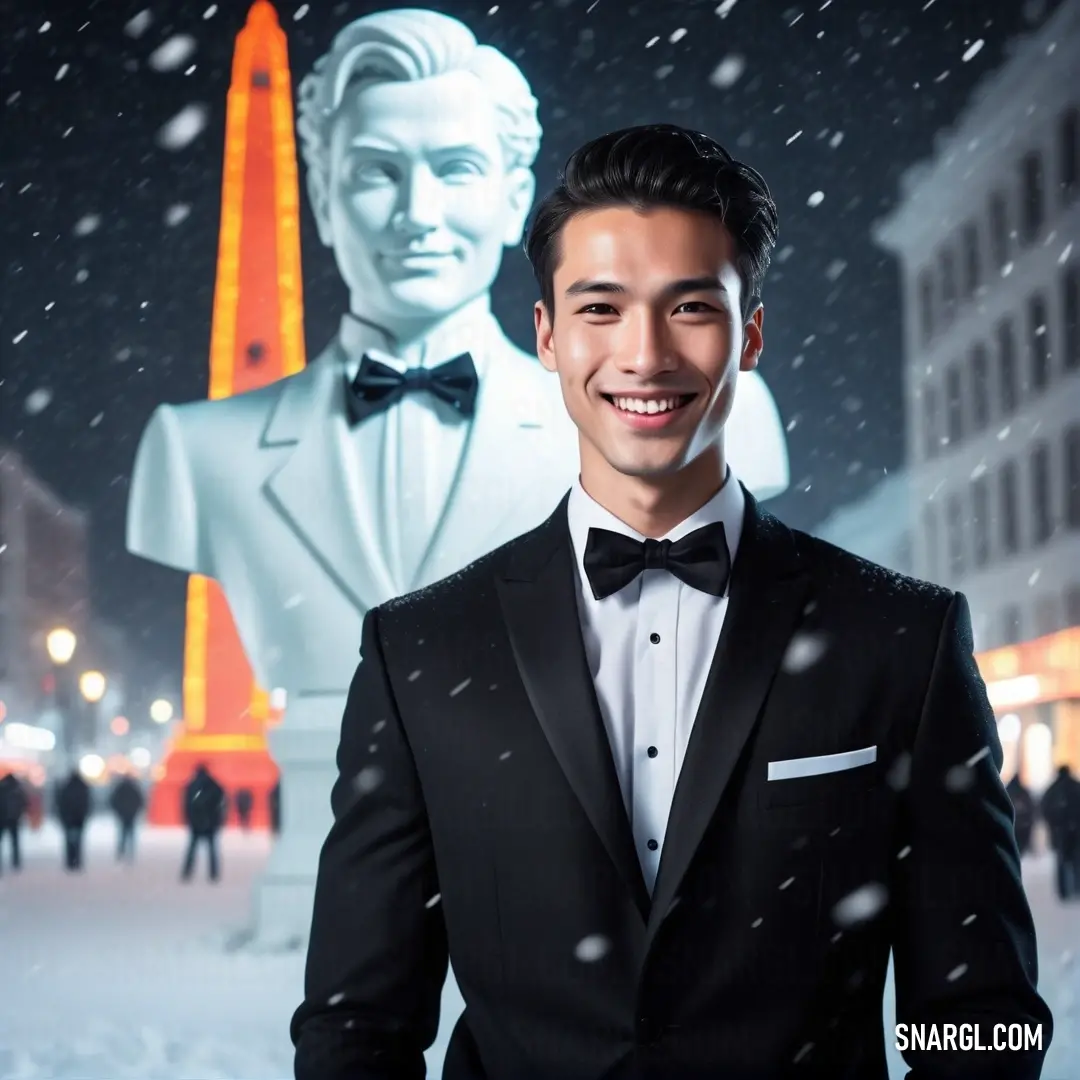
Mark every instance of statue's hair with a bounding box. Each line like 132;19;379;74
297;8;542;197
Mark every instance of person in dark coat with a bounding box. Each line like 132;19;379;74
109;775;145;862
56;769;92;871
1005;773;1036;857
1040;764;1080;901
234;787;254;831
268;779;281;835
181;762;226;882
0;771;29;874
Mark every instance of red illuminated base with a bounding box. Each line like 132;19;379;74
148;747;279;830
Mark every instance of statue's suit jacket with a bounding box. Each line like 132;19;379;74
291;491;1050;1080
126;323;789;705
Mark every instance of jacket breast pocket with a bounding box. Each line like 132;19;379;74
757;755;884;830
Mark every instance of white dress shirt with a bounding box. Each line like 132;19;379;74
335;295;494;592
566;473;746;895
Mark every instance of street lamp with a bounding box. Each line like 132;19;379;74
79;670;106;748
150;698;174;725
46;627;77;666
45;626;77;755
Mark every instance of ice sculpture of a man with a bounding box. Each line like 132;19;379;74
125;8;789;944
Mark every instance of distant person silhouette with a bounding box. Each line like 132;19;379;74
268;779;281;835
1005;773;1036;856
1040;764;1080;901
56;769;92;871
109;775;145;863
0;771;29;874
234;787;254;831
181;762;226;882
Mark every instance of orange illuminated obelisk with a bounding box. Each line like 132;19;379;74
148;0;305;828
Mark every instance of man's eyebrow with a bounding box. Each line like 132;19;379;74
563;276;728;298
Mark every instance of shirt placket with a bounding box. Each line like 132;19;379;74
632;570;681;894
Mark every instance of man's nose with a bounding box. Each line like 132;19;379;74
617;312;676;375
391;166;443;234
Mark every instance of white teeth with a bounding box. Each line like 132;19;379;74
613;396;683;414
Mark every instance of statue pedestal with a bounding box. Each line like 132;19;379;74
252;707;339;945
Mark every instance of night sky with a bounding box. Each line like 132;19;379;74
0;0;1065;693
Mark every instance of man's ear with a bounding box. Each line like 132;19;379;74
740;301;764;372
535;300;557;373
307;168;333;248
503;168;536;247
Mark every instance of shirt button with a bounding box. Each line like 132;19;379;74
649;632;661;644
647;839;659;851
647;746;658;758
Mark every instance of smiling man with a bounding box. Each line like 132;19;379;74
292;124;1051;1080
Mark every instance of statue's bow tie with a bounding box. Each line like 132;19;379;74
346;351;478;424
582;521;731;600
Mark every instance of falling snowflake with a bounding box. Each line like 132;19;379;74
294;3;310;19
425;892;442;909
149;35;197;73
352;766;384;796
25;388;53;415
574;934;611;962
832;883;888;927
55;64;70;81
962;39;985;62
12;330;27;344
781;631;829;673
449;678;472;697
886;753;911;790
715;0;739;16
90;412;104;427
73;214;101;236
670;28;687;43
156;104;209;151
124;10;153;38
945;764;974;792
203;4;218;17
328;992;345;1005
164;203;191;227
825;259;847;281
709;55;746;89
946;963;968;982
807;190;825;207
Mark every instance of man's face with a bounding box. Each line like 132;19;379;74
535;206;763;483
314;70;534;331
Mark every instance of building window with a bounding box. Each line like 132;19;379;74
997;318;1019;414
923;384;940;460
940;247;957;317
1065;583;1080;627
971;343;990;430
1028;293;1050;391
1065;262;1079;372
1001;459;1020;555
1001;605;1023;645
1061;107;1079;205
961;222;981;298
946;493;965;578
923;504;939;582
945;365;963;446
989;191;1009;269
1020;151;1045;244
972;474;991;568
1067;424;1080;530
1032;442;1053;545
918;269;934;345
1034;596;1060;636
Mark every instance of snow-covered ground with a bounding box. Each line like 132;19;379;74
0;818;1075;1079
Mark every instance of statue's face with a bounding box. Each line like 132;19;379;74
316;69;534;331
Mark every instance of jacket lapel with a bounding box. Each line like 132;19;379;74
644;492;812;955
496;499;652;923
262;349;396;611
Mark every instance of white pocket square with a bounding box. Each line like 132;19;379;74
768;745;877;781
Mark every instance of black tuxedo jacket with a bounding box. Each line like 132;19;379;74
292;490;1051;1080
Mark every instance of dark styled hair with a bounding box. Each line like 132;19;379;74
524;124;778;320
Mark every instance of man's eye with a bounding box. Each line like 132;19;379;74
675;301;715;314
579;303;618;315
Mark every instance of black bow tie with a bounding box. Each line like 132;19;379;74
346;351;478;424
582;521;731;600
